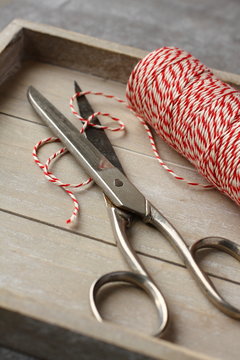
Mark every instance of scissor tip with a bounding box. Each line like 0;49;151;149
27;85;35;102
27;85;34;93
74;80;82;93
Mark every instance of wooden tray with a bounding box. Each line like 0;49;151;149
0;19;239;360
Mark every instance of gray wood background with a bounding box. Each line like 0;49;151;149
0;1;239;359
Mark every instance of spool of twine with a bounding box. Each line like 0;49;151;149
33;47;240;225
126;47;240;205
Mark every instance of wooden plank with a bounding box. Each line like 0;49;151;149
1;210;238;360
0;62;239;280
0;20;24;86
0;19;239;360
1;307;210;360
0;64;239;360
0;109;239;280
0;60;201;169
19;19;146;84
9;19;240;85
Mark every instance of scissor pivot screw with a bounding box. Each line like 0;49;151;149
114;179;124;187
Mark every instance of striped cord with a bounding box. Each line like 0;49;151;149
33;47;239;225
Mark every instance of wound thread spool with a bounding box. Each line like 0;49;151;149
33;47;240;225
126;47;240;205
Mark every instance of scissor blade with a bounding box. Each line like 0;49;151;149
74;81;124;173
27;86;146;216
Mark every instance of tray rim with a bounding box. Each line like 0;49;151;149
0;18;238;360
1;18;240;86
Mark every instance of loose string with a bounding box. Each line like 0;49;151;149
70;91;213;188
33;47;240;225
33;91;128;225
33;91;212;225
32;137;92;224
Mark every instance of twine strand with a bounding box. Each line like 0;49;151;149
32;47;240;225
33;91;127;225
126;47;240;204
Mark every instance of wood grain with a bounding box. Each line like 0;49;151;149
0;61;239;276
1;210;239;360
1;60;239;359
0;19;239;360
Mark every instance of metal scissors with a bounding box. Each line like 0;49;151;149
27;83;240;337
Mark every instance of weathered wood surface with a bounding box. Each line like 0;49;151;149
1;60;240;359
0;19;239;360
1;212;217;360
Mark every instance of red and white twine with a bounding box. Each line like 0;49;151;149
33;91;127;225
127;47;240;203
33;47;240;225
32;137;91;224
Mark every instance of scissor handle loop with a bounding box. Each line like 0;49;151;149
146;202;240;320
190;236;240;260
90;270;168;337
190;236;240;319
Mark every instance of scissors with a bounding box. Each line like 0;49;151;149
27;82;240;337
